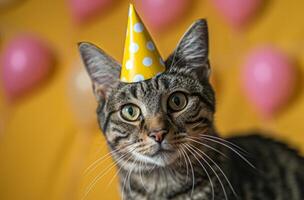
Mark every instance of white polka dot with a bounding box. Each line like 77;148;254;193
159;57;165;66
146;41;155;51
143;57;153;66
121;77;127;82
133;74;145;82
134;23;144;32
129;42;139;53
126;60;134;70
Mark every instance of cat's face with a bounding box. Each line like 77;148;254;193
79;19;215;170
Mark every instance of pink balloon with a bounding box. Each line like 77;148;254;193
68;0;113;24
135;0;190;31
211;0;261;29
1;35;54;101
241;46;296;118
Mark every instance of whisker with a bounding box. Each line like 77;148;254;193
184;144;228;200
119;152;138;200
105;152;135;190
198;135;256;169
181;144;195;197
188;143;238;199
178;148;190;182
82;146;137;200
139;158;148;192
126;160;137;199
83;148;119;176
83;161;118;199
83;142;135;176
186;137;228;158
121;155;139;200
148;161;157;174
121;164;130;200
181;145;215;200
200;134;248;154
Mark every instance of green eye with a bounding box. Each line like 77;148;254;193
121;104;141;121
168;92;187;111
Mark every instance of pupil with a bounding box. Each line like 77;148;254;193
128;107;134;116
173;96;180;106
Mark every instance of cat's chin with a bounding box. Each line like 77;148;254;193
131;148;179;168
151;150;179;167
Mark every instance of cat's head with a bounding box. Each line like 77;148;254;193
79;19;215;170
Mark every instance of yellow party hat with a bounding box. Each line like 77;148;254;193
120;4;166;83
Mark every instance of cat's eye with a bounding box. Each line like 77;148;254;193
121;104;141;121
168;92;187;111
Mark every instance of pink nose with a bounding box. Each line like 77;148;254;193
148;129;168;143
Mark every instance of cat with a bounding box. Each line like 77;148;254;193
78;19;304;200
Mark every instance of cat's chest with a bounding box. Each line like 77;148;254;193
120;174;227;200
124;184;224;200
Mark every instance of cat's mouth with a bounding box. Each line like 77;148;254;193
149;142;175;157
148;146;179;166
130;143;179;167
151;148;174;157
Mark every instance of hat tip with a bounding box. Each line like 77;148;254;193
128;3;136;16
129;3;134;9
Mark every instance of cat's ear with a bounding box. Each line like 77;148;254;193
167;19;210;80
78;42;121;102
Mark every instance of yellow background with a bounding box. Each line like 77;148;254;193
0;0;304;200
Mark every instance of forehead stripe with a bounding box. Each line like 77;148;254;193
130;85;138;99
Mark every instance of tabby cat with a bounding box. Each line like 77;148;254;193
78;19;304;200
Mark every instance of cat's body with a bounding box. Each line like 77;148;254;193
79;19;304;200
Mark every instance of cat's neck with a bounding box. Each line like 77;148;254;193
118;139;234;199
119;162;209;199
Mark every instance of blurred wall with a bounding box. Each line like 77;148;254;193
0;0;304;199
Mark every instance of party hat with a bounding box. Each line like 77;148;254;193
120;4;166;83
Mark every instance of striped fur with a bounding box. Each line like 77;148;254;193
79;19;304;200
